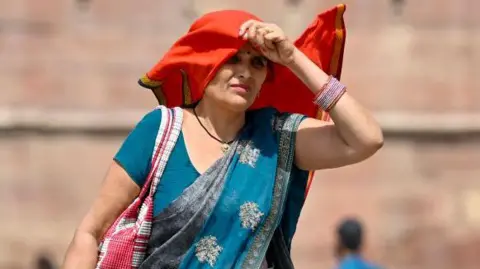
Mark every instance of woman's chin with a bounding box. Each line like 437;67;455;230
224;95;255;112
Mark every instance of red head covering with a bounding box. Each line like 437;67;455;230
138;4;347;122
138;5;347;196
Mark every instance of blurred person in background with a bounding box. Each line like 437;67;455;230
334;218;383;269
62;4;383;269
35;252;58;269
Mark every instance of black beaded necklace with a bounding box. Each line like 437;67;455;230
193;106;235;153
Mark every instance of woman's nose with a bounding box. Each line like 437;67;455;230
235;63;252;79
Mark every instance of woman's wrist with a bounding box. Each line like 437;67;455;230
285;47;330;94
284;48;347;111
313;76;347;112
284;47;303;70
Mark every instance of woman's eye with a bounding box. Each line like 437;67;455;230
252;57;267;68
227;55;241;64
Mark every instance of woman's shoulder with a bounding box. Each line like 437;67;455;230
137;105;184;123
127;107;162;135
114;107;165;187
142;106;163;121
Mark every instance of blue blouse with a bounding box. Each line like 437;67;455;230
114;109;200;216
114;108;310;252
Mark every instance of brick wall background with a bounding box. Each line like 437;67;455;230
1;0;479;268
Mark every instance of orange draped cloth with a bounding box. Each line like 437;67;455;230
138;4;347;197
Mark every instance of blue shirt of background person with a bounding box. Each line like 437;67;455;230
334;218;383;269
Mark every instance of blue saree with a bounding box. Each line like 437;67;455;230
139;107;309;269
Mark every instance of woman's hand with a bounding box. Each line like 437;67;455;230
62;161;141;269
238;22;384;171
239;20;296;66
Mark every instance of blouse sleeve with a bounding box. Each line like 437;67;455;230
113;109;162;187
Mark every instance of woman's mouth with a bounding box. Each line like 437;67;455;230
230;83;250;94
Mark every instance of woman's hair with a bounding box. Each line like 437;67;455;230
336;218;363;251
181;102;198;109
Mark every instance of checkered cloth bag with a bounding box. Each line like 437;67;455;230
95;106;183;269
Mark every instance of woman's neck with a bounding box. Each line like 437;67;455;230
193;99;246;143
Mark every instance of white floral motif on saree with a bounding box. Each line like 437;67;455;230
238;141;260;168
195;236;223;266
239;202;264;230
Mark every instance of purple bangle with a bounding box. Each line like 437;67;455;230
313;76;347;112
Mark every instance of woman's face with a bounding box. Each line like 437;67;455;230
203;43;269;112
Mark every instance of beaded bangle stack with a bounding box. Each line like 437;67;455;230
313;76;347;112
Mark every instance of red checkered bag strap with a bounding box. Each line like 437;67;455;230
147;106;183;196
95;106;183;269
134;106;178;203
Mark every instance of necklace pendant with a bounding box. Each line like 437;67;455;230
221;143;230;153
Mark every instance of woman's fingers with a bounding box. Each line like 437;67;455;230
254;28;268;48
247;23;259;42
239;21;287;56
263;26;285;42
239;20;269;40
239;20;256;37
262;32;276;50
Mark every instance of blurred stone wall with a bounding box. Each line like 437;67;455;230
1;0;479;268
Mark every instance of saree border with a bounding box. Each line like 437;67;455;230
306;4;347;197
139;69;193;107
139;74;162;89
241;114;305;269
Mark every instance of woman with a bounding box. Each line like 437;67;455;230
62;5;383;269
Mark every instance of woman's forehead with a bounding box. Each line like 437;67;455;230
237;43;262;56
